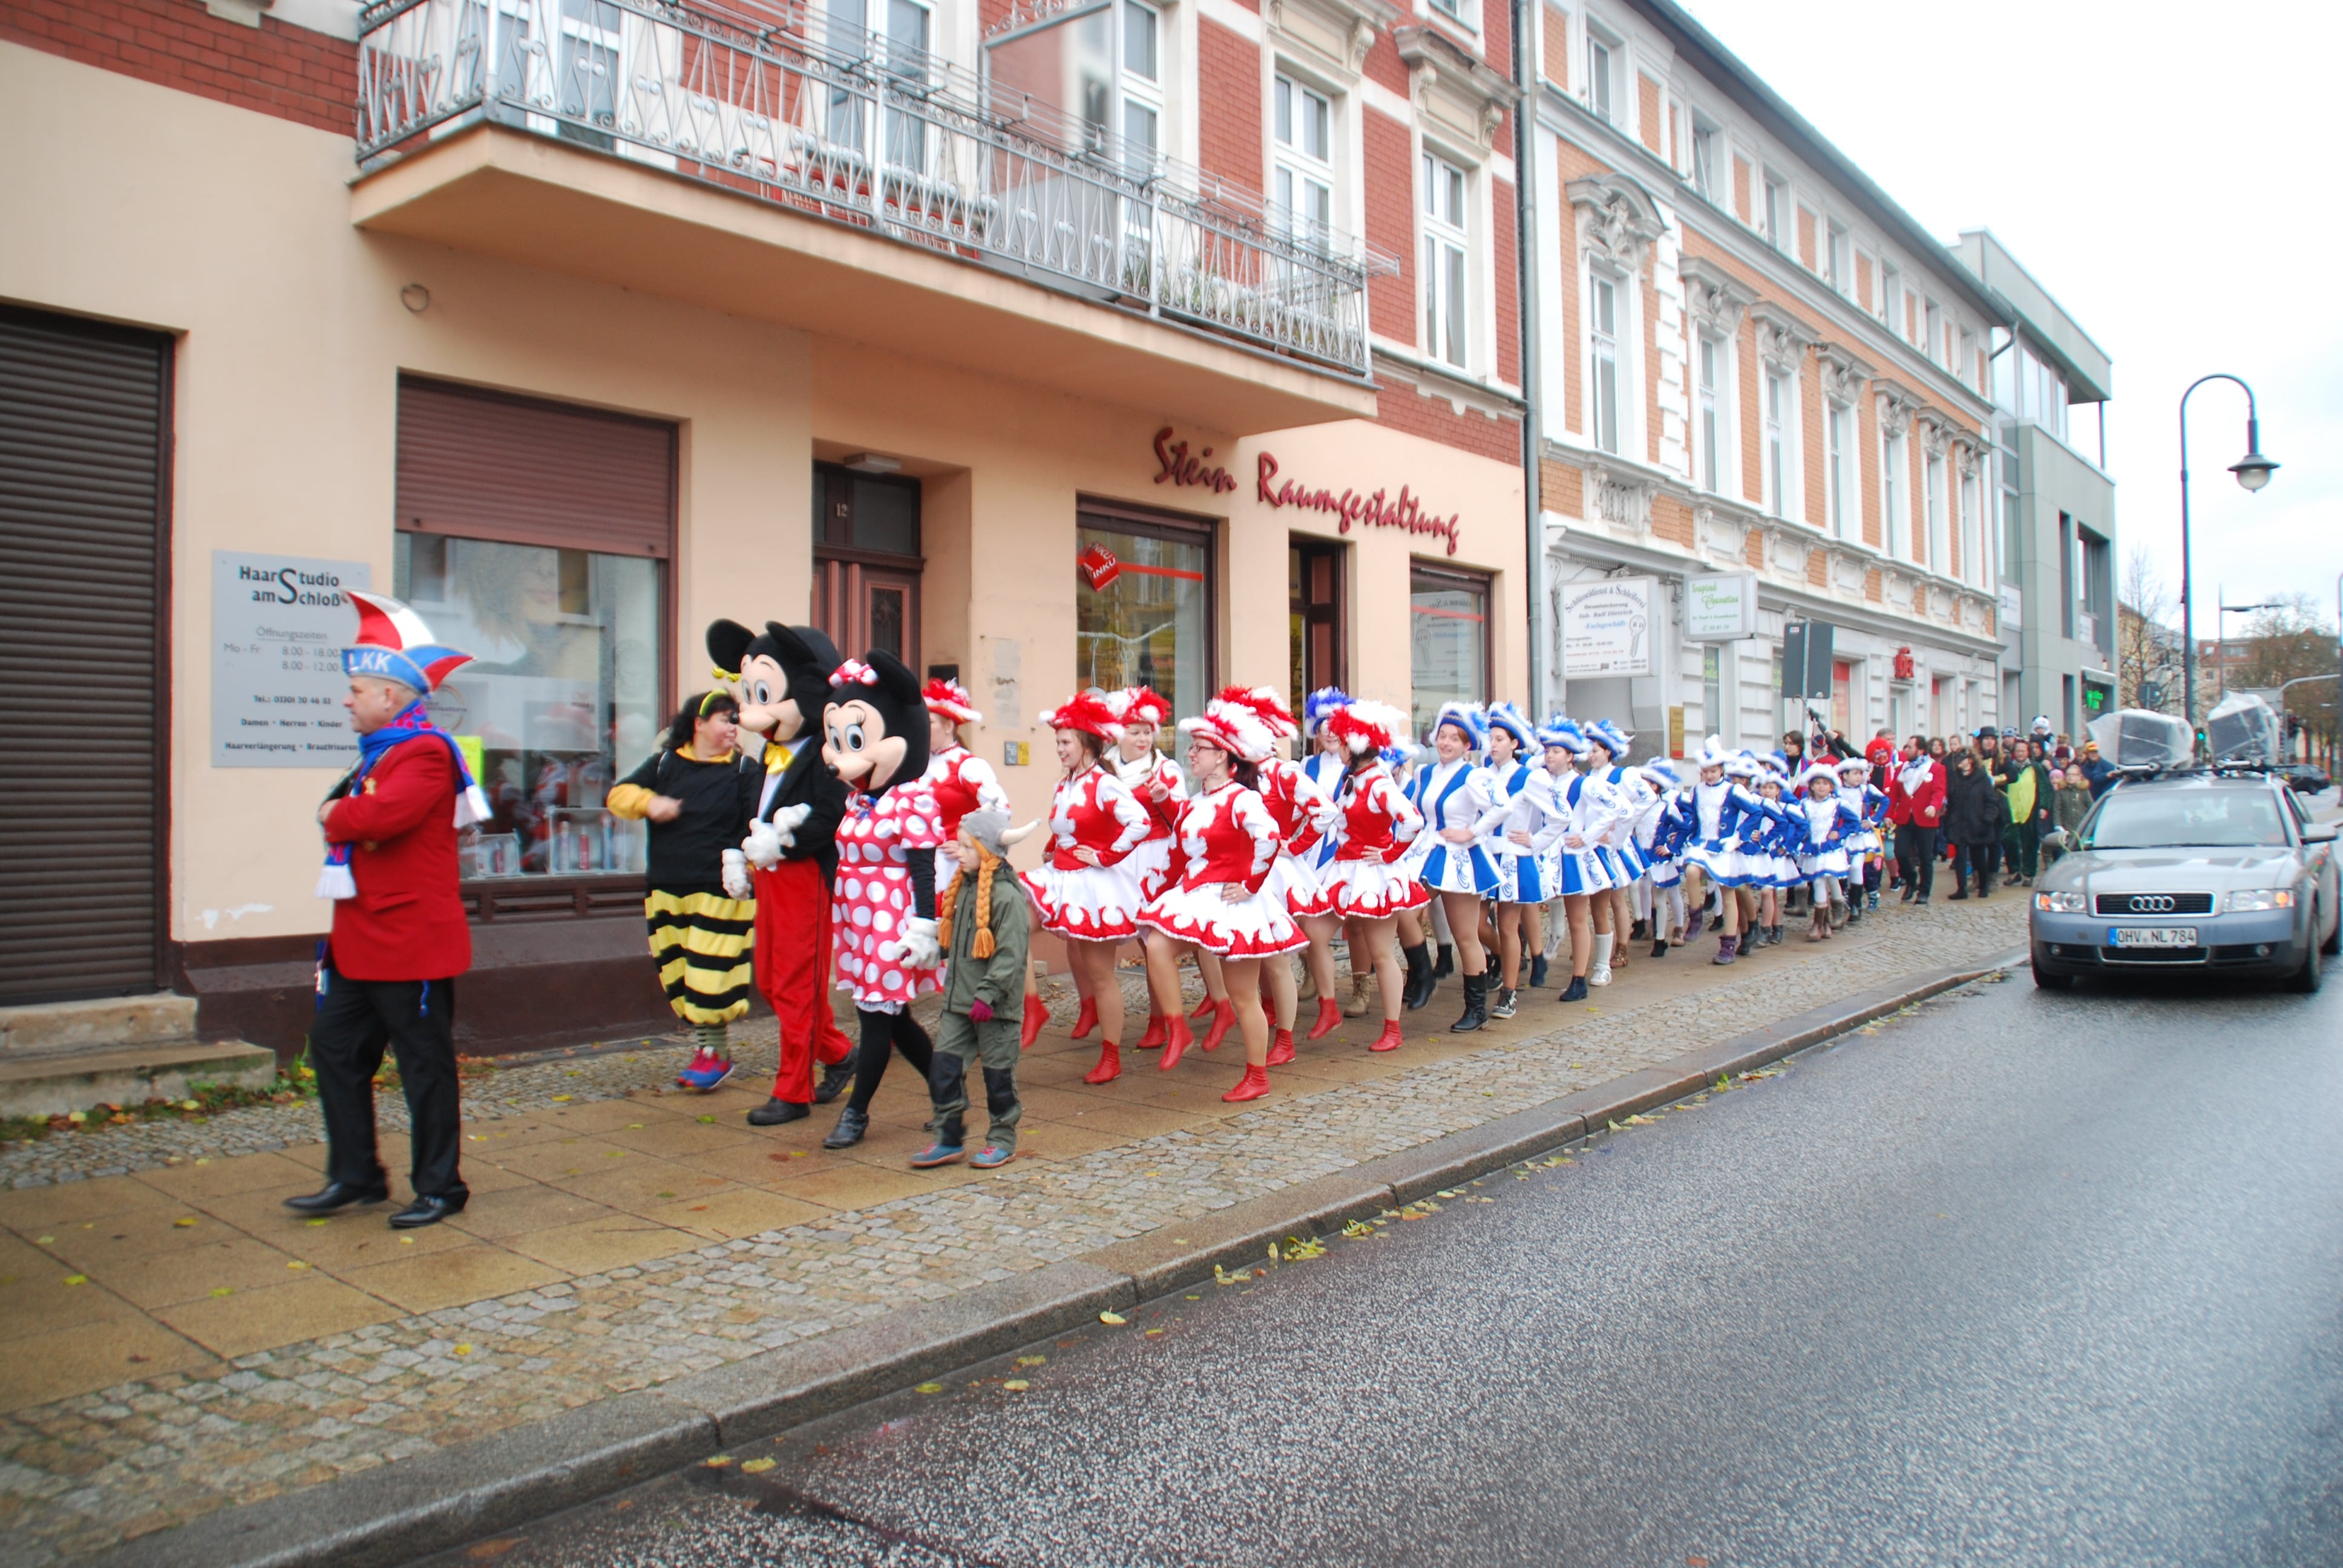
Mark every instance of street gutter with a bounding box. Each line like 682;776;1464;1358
88;944;2028;1568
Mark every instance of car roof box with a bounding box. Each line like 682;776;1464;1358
2205;691;2281;765
2089;707;2192;770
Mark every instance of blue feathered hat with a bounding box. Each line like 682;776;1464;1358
1484;701;1536;753
1587;719;1633;758
1430;701;1487;756
1304;685;1352;733
1535;713;1590;756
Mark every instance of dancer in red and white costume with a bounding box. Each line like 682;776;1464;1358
922;678;1008;897
1017;692;1148;1080
1225;686;1345;1058
1314;699;1429;1053
1103;687;1213;1056
1139;690;1306;1102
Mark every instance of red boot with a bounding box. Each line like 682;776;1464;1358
1083;1040;1121;1085
1306;997;1343;1041
1222;1062;1271;1102
1368;1020;1403;1053
1158;1012;1195;1071
1189;991;1219;1022
1019;993;1049;1051
1136;1012;1167;1050
1071;995;1098;1040
1200;996;1237;1052
1265;1028;1296;1067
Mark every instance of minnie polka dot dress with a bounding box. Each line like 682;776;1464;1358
831;785;945;1008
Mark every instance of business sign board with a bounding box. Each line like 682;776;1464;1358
1685;572;1757;641
212;551;370;769
1561;577;1655;677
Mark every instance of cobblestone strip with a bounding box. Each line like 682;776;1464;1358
0;903;2023;1563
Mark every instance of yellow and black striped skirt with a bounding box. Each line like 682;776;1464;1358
644;888;755;1026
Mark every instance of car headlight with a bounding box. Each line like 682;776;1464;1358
2034;891;2086;913
2225;889;2294;913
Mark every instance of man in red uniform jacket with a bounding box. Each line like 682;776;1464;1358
287;592;486;1229
1886;736;1946;905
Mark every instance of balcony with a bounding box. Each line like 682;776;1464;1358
352;0;1379;430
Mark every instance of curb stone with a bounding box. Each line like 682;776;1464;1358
83;946;2026;1568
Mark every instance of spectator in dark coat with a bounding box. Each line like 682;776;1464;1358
2079;740;2117;798
1944;751;2004;900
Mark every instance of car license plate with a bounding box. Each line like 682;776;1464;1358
2109;926;2197;948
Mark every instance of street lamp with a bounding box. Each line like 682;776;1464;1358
2179;374;2279;739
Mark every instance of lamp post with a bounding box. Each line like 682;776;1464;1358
2215;596;2278;707
2178;374;2278;743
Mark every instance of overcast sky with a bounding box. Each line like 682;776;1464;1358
1682;0;2342;636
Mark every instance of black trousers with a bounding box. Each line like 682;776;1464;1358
1958;835;2002;889
310;974;467;1201
1895;825;1938;898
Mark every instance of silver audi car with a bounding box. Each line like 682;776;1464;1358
2029;770;2340;991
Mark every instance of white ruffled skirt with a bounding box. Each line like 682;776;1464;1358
1140;883;1307;957
1320;858;1432;920
1415;837;1501;898
1020;862;1144;943
1795;847;1853;880
1122;835;1179;902
1266;853;1334;920
1680;838;1751;887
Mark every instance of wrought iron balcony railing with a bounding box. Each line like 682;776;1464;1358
356;0;1375;376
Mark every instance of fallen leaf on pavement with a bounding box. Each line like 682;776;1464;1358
740;1457;776;1474
1015;1356;1046;1367
1002;1379;1031;1392
915;1382;945;1394
174;1218;197;1229
704;1455;733;1468
1098;1311;1127;1325
464;1540;522;1560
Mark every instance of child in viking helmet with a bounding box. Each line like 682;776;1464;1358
914;808;1040;1170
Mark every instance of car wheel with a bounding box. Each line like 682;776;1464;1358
2285;930;2322;995
2032;959;2072;991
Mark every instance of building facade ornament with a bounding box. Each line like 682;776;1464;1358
1917;413;1951;461
1566;174;1668;275
1693;500;1755;562
1873;376;1923;440
1816;342;1875;408
1953;438;1982;480
1826;544;1868;593
1267;0;1400;76
1748;301;1817;376
1394;24;1522;146
1584;460;1656;532
1762;523;1815;581
1679;256;1757;340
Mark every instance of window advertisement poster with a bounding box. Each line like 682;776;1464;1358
1685;571;1757;641
1561;577;1654;677
211;551;371;769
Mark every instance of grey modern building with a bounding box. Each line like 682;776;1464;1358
1956;230;2116;740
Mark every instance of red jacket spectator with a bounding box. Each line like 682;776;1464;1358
323;740;473;981
1887;755;1945;830
1866;733;1898;774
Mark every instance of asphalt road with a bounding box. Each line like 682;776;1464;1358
422;966;2343;1568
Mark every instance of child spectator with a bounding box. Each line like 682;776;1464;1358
914;808;1035;1171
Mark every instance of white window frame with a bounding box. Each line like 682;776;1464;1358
1696;333;1722;493
1883;425;1906;559
1826;400;1850;539
1590;269;1623;454
1273;71;1335;253
1959;468;1980;587
1118;0;1162;172
1586;28;1617;123
1763;369;1789;518
1689;117;1720;201
1825;221;1850;295
1761;173;1788;252
1925;452;1946;572
1877;261;1898;329
1924;299;1945;368
1423;150;1470;370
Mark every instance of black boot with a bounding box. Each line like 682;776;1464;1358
746;1098;810;1126
1401;942;1436;1010
813;1054;856;1105
1450;972;1490;1033
1650;938;1670;958
1556;973;1588;1002
1629;918;1650;942
821;1106;869;1149
1529;953;1550;989
1430;942;1455;982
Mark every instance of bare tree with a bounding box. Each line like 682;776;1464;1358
2116;546;2181;713
2237;593;2339;756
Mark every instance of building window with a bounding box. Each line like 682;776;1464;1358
1959;469;1980;587
1590;273;1621;454
1924;299;1944;368
1423;153;1469;368
1825;221;1850;293
1076;503;1214;718
1762;174;1787;251
1119;0;1160;171
1764;370;1788;519
1878;261;1898;328
1883;428;1906;558
1274;74;1334;252
1958;327;1977;391
1689;119;1719;200
1703;644;1722;738
1429;0;1463;21
1697;335;1721;492
813;463;923;671
1409;563;1490;743
1925;452;1946;572
1586;33;1615;123
1826;403;1849;537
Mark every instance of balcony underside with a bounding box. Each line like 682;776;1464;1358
352;125;1378;433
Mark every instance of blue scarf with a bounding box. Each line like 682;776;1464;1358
316;701;490;900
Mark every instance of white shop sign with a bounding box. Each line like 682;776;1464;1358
1685;571;1757;641
1562;577;1655;677
211;550;370;769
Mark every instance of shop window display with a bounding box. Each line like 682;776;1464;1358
1409;563;1488;742
1074;512;1213;719
394;532;662;878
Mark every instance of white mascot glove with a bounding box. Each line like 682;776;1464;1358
897;916;942;970
742;818;785;871
721;848;753;901
768;801;813;846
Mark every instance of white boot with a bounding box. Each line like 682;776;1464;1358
1590;933;1614;987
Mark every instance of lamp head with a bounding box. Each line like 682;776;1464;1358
2230;451;2278;492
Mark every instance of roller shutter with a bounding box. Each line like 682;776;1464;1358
0;306;170;1002
396;377;674;557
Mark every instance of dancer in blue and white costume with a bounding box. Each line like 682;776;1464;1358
1480;702;1548;1018
1790;760;1863;941
1535;717;1618;1002
1581;720;1648;988
1678;736;1780;967
1631;757;1689;958
1838;755;1890;917
1404;703;1504;1032
1743;762;1795;950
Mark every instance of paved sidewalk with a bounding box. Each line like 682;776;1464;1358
0;897;2024;1564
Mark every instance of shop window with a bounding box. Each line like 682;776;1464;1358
1289;540;1346;721
1075;503;1215;719
1409;563;1489;743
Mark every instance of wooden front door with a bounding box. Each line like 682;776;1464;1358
813;558;920;670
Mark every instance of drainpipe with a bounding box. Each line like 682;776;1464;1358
1514;0;1547;716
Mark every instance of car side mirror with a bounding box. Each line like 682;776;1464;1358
2304;824;2339;844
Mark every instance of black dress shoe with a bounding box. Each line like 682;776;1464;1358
813;1057;856;1105
822;1107;870;1150
388;1193;466;1229
747;1098;810;1126
283;1182;388;1215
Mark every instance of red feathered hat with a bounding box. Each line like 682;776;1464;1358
1038;691;1124;742
1181;692;1280;763
1222;684;1298;739
923;677;983;727
1320;699;1406;757
1110;687;1173;727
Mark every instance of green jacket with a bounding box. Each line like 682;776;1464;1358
940;859;1027;1022
2050;783;2093;836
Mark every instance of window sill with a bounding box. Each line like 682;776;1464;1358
462;872;645;924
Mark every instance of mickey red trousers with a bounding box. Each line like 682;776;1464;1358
753;860;855;1102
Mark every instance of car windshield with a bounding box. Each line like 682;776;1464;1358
2083;788;2290;850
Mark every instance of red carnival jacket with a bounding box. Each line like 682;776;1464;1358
1886;757;1946;831
322;741;473;981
